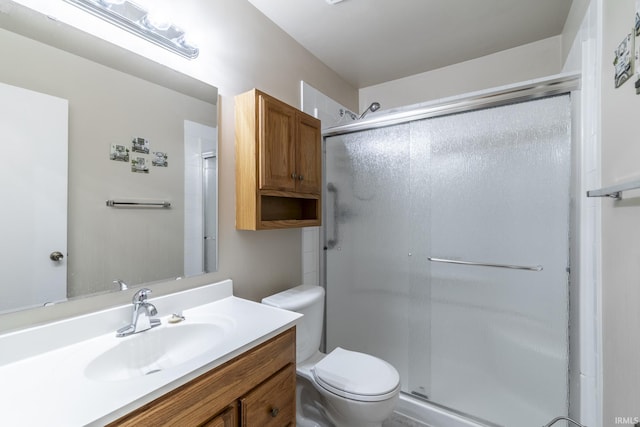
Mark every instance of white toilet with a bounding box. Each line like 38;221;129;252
262;285;400;427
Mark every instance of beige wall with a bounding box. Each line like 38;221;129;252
196;0;356;302
602;0;640;422
359;36;563;110
0;0;357;331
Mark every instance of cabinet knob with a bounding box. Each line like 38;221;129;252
270;407;280;417
291;172;298;180
298;174;304;181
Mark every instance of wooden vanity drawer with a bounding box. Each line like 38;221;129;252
240;363;295;427
201;404;237;427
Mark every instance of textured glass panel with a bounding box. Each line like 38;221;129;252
427;95;571;426
325;125;412;385
324;94;571;427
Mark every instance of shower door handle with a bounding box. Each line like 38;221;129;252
427;257;543;272
326;183;339;249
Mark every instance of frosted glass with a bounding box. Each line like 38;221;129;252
427;95;571;426
325;125;412;386
324;94;571;427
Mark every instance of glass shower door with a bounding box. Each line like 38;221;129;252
422;95;571;426
324;94;571;427
324;125;413;385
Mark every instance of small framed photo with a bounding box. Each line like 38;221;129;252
614;32;634;88
131;137;150;154
131;157;149;174
152;151;168;167
109;144;129;162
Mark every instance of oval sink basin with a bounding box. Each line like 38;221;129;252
85;321;232;382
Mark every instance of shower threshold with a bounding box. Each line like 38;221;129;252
396;393;500;427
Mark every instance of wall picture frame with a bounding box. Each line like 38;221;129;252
614;32;633;88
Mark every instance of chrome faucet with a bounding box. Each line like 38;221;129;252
116;288;161;337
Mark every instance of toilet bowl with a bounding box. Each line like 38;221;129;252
262;285;400;427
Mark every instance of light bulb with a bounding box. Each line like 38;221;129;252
143;12;171;31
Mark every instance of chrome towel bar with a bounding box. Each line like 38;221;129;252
427;257;543;272
586;178;640;200
106;200;171;208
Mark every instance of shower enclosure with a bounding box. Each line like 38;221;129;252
323;89;574;426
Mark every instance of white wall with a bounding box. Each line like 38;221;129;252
299;81;357;288
601;0;640;423
359;36;563;111
561;1;602;425
562;0;593;62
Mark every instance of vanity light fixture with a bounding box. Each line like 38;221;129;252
63;0;199;59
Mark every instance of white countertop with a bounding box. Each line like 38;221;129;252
0;280;301;426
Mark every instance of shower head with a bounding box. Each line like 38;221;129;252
339;102;381;122
358;102;381;120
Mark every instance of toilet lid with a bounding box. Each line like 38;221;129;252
312;347;399;402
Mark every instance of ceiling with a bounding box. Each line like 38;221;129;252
246;0;574;89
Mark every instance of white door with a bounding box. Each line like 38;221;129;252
0;82;68;313
184;120;217;276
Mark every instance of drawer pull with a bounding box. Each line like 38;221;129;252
270;407;280;417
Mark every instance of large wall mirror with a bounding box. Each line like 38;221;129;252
0;3;219;315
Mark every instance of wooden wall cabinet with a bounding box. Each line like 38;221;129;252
109;328;296;427
236;89;321;230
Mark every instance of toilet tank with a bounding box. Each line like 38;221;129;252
262;285;325;363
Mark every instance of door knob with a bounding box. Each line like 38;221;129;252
50;251;64;261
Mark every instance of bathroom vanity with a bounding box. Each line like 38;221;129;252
110;328;295;426
0;280;300;426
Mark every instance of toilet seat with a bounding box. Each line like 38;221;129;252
311;347;400;402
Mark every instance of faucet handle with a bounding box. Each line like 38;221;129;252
147;303;158;317
132;288;152;304
113;279;128;291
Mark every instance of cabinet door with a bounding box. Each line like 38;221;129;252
201;405;236;427
296;114;322;195
260;94;297;192
240;364;295;427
